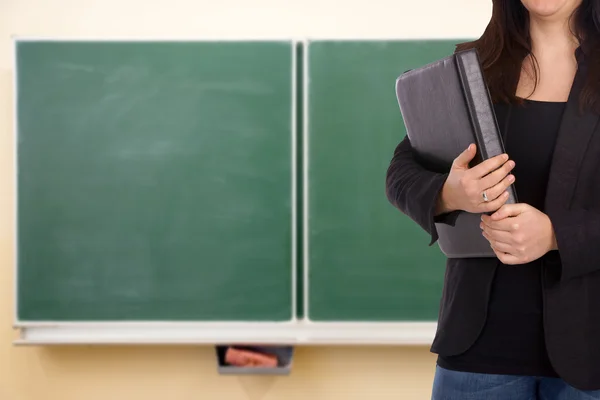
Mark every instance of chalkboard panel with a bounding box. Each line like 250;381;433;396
306;40;459;321
16;40;295;322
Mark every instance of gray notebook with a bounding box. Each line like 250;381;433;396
395;48;517;258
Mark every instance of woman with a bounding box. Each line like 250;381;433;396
386;0;600;398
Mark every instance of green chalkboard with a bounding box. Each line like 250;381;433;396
16;41;295;321
306;40;460;321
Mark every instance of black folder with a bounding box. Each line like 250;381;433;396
395;48;518;258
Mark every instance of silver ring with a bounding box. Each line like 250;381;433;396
482;191;489;202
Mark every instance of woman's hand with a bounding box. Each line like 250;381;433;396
436;143;516;215
480;203;558;265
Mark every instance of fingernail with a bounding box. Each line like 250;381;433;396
468;144;473;150
509;161;515;168
503;154;509;161
504;191;509;197
508;175;515;182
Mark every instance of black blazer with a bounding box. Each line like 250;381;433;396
386;49;600;391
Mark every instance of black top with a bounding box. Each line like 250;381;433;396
437;99;567;377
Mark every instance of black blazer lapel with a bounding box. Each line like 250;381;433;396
545;60;600;211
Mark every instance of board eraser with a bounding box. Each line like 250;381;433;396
224;347;278;367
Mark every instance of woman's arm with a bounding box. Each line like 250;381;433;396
550;210;600;281
385;136;458;246
482;204;600;281
387;136;515;246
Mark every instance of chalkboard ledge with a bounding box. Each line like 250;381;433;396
13;321;436;345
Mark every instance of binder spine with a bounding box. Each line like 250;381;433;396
455;49;518;203
455;51;490;160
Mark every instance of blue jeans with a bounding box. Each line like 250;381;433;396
432;366;600;400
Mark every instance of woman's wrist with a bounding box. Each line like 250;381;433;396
435;183;456;216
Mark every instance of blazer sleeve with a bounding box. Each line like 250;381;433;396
385;135;459;245
550;210;600;281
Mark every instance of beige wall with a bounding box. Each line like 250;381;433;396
0;1;491;398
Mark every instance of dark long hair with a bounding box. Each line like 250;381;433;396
456;0;600;112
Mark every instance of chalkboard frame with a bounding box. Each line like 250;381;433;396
11;37;446;345
12;37;299;328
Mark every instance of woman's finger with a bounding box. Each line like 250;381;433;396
488;239;514;254
467;153;510;179
479;190;510;213
481;224;513;244
478;160;515;191
478;174;515;207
